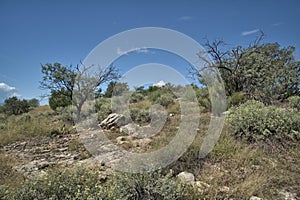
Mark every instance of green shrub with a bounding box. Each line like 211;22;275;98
56;106;75;122
129;108;150;124
95;98;112;122
3;168;104;200
49;89;72;111
228;92;245;107
105;170;197;200
197;97;211;112
2;96;30;115
288;95;300;111
130;92;145;103
228;100;300;142
2;168;198;200
155;93;175;107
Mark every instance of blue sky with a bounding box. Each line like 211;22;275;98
0;0;300;104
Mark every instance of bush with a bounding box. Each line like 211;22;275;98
105;170;197;200
129;108;150;124
155;93;175;107
49;89;72;111
228;92;245;107
95;98;112;122
56;106;75;122
3;168;104;200
227;100;300;142
2;168;198;200
288;95;300;111
2;96;30;115
148;90;163;102
28;98;39;107
197;97;211;112
130;92;144;103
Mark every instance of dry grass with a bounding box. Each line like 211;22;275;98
0;153;24;186
0;106;70;146
1;102;299;199
195;128;300;199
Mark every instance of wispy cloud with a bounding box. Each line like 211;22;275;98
273;22;283;26
241;29;260;36
0;82;20;103
179;16;193;21
117;47;150;56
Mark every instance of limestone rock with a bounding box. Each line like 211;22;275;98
99;113;127;129
177;171;195;184
249;196;262;200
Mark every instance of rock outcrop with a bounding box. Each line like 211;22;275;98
1;133;90;178
99;113;128;129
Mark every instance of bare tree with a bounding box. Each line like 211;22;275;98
40;62;120;120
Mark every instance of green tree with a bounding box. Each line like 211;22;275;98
28;98;39;107
49;89;72;110
3;96;30;115
196;34;300;104
134;86;145;94
104;81;129;97
40;63;119;119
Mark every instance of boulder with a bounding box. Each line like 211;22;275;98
177;171;195;184
99;113;127;129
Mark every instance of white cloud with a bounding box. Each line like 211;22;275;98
273;22;283;26
179;16;193;21
153;80;166;87
241;29;260;36
117;47;150;56
0;82;15;91
0;82;19;103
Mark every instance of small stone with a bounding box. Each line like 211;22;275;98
116;136;133;145
219;186;230;193
249;196;262;200
177;171;195;184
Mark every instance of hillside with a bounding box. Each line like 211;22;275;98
0;94;299;199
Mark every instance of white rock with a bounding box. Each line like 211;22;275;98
99;113;127;129
177;171;195;184
249;196;262;200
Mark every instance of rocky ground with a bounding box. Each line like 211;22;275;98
0;113;155;179
1;112;298;200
